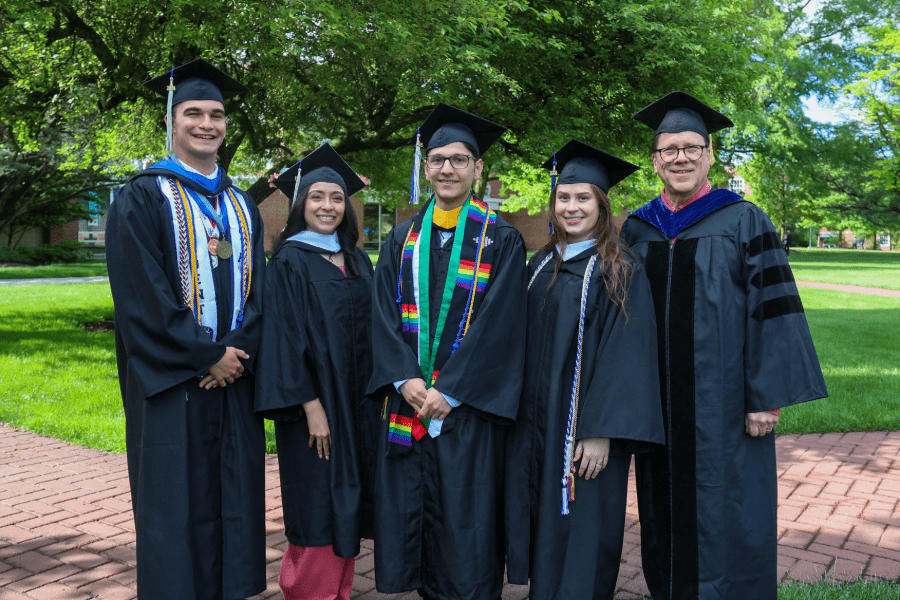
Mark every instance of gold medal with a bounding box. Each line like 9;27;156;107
207;238;219;256
216;238;233;259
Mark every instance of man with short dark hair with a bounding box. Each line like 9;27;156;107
367;104;527;600
106;59;266;599
621;91;827;600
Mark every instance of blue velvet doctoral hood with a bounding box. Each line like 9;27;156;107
631;188;745;238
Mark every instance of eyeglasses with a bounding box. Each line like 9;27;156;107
425;154;475;169
654;145;707;163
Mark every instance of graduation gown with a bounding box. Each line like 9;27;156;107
254;241;378;558
505;247;664;600
620;190;828;600
105;169;266;600
367;206;527;600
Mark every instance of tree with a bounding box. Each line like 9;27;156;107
0;127;119;248
0;0;773;214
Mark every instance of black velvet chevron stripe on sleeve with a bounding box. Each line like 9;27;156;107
750;264;795;289
751;294;804;322
747;231;782;257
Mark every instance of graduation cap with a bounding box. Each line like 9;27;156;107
632;91;733;142
409;103;507;155
272;143;366;206
144;58;249;153
541;139;639;194
405;104;507;204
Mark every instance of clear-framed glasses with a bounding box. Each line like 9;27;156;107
425;154;475;169
654;145;707;163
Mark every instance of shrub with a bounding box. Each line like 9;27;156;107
0;240;93;264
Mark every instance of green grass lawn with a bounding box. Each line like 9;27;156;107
777;578;900;599
789;249;900;290
778;288;900;434
0;282;276;453
0;282;897;447
0;260;109;279
634;578;900;599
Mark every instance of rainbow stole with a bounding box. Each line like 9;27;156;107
390;196;498;446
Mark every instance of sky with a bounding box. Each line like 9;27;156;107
802;95;851;124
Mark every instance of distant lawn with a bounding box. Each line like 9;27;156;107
0;260;108;280
0;283;896;452
778;287;900;434
789;248;900;290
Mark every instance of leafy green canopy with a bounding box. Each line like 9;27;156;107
1;0;764;214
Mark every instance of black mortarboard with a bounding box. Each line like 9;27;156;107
273;144;366;205
541;139;639;194
144;58;249;106
632;91;733;140
409;103;507;156
144;58;249;152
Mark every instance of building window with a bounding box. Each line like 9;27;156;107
729;177;745;195
88;200;100;227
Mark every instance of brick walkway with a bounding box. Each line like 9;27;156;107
2;425;900;599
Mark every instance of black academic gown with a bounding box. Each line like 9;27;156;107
505;247;665;600
106;170;266;600
620;191;828;600
367;214;527;600
254;241;377;557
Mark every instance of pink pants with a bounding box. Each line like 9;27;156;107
279;543;355;600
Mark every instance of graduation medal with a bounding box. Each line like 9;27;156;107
216;237;233;259
207;237;219;256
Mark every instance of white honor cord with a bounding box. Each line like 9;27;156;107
561;254;598;515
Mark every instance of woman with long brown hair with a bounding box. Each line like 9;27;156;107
505;140;665;599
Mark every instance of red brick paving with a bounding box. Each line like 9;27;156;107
3;425;900;599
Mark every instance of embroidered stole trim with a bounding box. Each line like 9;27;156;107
161;176;253;340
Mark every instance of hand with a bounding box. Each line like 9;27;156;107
303;399;331;460
400;378;427;412
574;438;610;480
745;411;779;437
201;347;249;389
418;388;453;421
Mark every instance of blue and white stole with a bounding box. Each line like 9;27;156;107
154;156;254;341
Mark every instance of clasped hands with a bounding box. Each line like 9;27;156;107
199;346;249;389
400;378;453;421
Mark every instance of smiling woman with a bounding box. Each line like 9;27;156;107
506;139;663;600
258;143;375;600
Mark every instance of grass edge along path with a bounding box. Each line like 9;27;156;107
788;249;900;291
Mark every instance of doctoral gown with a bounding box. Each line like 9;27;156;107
505;247;665;600
106;170;266;600
255;241;378;558
367;203;527;600
620;190;828;600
